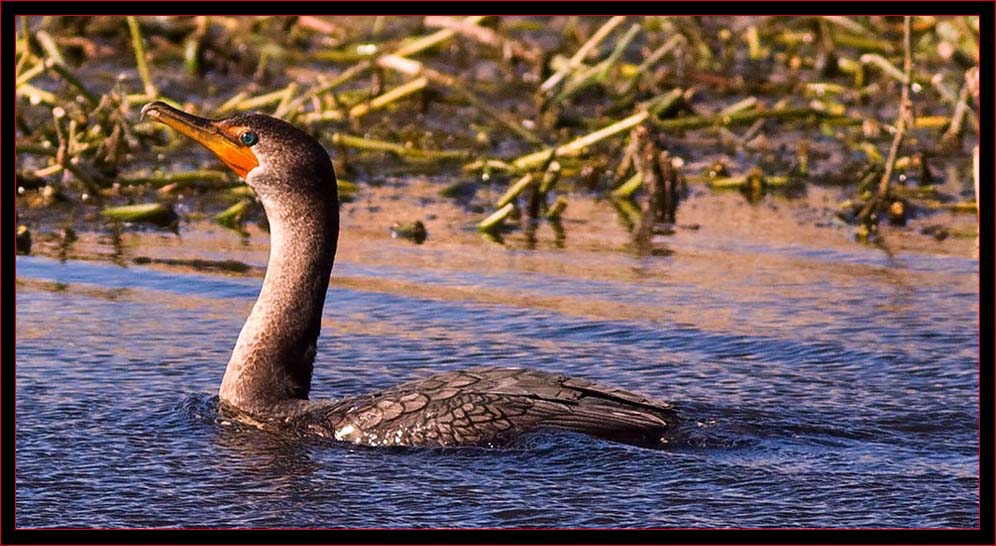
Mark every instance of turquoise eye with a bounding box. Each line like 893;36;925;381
240;131;258;146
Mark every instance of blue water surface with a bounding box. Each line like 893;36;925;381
14;238;979;528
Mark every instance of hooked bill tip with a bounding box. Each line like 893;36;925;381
140;101;168;121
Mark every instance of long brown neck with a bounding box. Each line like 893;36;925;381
219;191;338;416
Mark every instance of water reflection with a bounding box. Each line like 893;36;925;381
13;204;979;528
57;226;77;262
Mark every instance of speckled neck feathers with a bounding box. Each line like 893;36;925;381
218;116;339;416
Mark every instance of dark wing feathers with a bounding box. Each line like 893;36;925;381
302;367;677;447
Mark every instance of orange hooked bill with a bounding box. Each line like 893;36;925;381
142;101;259;179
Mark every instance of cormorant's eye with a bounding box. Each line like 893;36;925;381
240;131;258;146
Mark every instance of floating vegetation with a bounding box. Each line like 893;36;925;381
100;203;178;229
390;220;428;244
13;15;980;249
213;199;253;234
478;203;515;235
16;225;32;255
336;179;359;202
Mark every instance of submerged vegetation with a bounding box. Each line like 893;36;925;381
14;15;980;254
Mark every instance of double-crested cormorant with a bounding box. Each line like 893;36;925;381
141;101;677;448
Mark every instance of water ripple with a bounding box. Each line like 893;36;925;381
15;248;978;528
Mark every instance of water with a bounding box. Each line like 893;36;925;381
14;217;979;528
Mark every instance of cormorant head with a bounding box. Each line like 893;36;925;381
141;101;337;203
